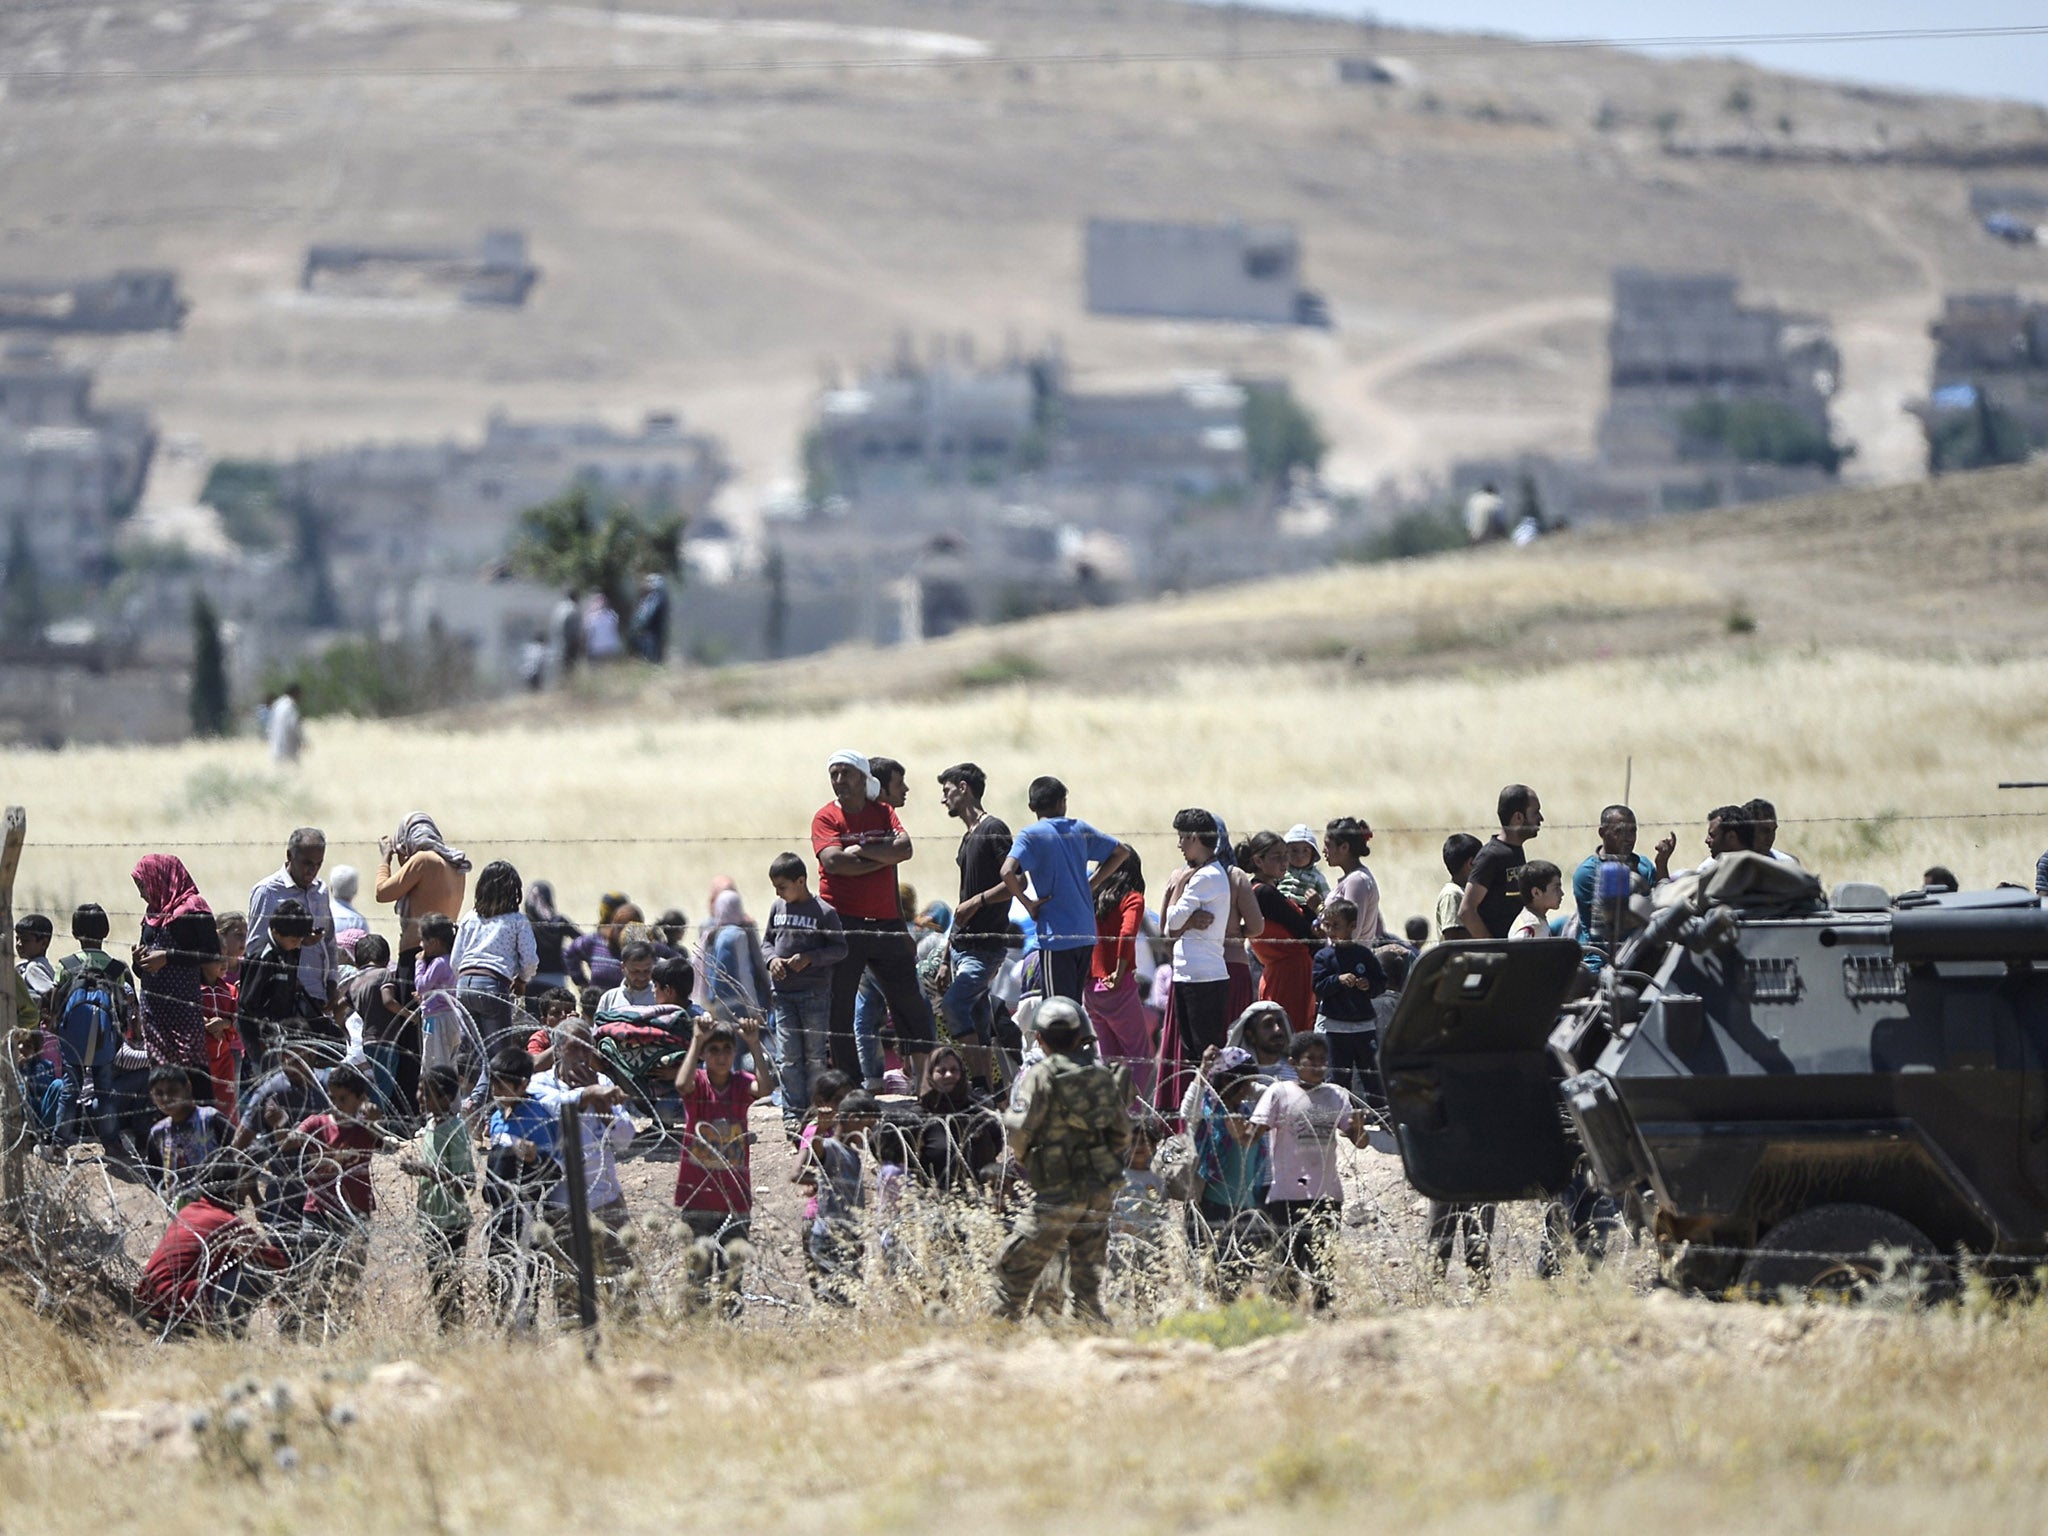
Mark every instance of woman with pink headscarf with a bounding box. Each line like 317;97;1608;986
131;854;222;1091
695;886;769;1020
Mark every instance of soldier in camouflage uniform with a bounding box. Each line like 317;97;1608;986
994;997;1131;1323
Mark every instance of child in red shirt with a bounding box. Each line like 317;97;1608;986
201;911;246;1121
672;1016;774;1314
287;1065;386;1334
135;1177;289;1336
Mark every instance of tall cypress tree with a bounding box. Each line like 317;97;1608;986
189;591;232;737
1;514;46;650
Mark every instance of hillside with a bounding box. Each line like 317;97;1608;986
11;461;2048;938
8;0;2048;518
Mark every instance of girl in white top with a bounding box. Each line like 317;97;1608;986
1507;860;1564;941
450;861;539;986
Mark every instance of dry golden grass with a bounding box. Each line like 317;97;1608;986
10;1272;2048;1535
15;645;2048;945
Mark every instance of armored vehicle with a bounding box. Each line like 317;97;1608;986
1381;853;2048;1295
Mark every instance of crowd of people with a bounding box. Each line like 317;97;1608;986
4;753;1956;1337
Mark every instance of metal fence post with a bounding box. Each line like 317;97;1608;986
0;806;27;1215
557;1099;599;1341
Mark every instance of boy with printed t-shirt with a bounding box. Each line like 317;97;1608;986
762;851;848;1136
1249;1032;1370;1309
672;1015;775;1240
144;1065;232;1207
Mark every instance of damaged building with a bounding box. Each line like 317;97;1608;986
1084;219;1328;327
301;229;541;307
0;269;188;333
1913;291;2048;470
1456;269;1845;522
0;344;157;583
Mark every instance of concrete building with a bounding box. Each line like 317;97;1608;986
1084;219;1327;327
1599;269;1840;469
0;269;187;333
282;408;724;683
0;345;157;582
301;229;540;306
1446;270;1845;524
1914;292;2048;463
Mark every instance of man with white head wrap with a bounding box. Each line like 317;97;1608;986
811;750;935;1090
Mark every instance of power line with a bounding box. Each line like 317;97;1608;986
5;21;2048;84
21;808;2048;850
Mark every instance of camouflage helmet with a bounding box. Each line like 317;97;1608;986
1031;996;1087;1041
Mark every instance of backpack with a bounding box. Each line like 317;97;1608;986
54;961;120;1067
1025;1055;1126;1192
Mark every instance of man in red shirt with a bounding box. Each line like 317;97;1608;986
812;750;936;1090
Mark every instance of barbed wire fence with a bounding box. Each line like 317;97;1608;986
6;799;2042;1345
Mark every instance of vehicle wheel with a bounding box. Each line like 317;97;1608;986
1738;1203;1954;1304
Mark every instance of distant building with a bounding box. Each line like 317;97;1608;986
0;269;187;334
301;229;540;307
1913;292;2048;467
0;345;156;581
809;345;1257;504
275;407;726;683
1084;219;1327;327
1448;270;1845;523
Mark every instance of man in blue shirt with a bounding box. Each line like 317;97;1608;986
1000;775;1133;1006
1571;804;1676;957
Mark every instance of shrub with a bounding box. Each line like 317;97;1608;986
957;650;1046;690
1679;399;1842;472
1352;505;1466;563
1141;1296;1300;1350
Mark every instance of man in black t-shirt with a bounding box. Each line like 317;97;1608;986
1460;784;1545;940
938;762;1012;1088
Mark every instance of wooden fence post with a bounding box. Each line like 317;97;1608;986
0;806;26;1214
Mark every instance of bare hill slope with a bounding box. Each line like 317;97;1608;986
9;0;2048;508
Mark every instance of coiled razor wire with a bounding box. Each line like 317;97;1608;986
0;992;1662;1344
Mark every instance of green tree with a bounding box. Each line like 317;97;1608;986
1242;384;1328;488
763;542;788;660
287;474;342;628
1928;395;2033;474
189;591;232;737
2;515;46;650
198;460;286;549
506;481;684;621
1678;398;1842;472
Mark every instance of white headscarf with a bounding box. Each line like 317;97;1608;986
827;749;881;802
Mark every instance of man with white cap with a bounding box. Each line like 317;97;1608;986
811;750;936;1089
1278;824;1329;911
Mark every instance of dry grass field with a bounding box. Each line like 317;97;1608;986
8;464;2048;1532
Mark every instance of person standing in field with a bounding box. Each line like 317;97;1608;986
1570;806;1673;943
267;683;304;764
131;854;221;1098
1087;852;1153;1102
1323;817;1386;945
1237;830;1317;1034
1163;808;1234;1073
813;750;935;1090
937;762;1011;1091
248;828;338;1023
1435;833;1481;942
1001;775;1133;1007
1459;786;1544;941
993;997;1131;1324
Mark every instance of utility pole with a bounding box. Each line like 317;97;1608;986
0;807;27;1214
